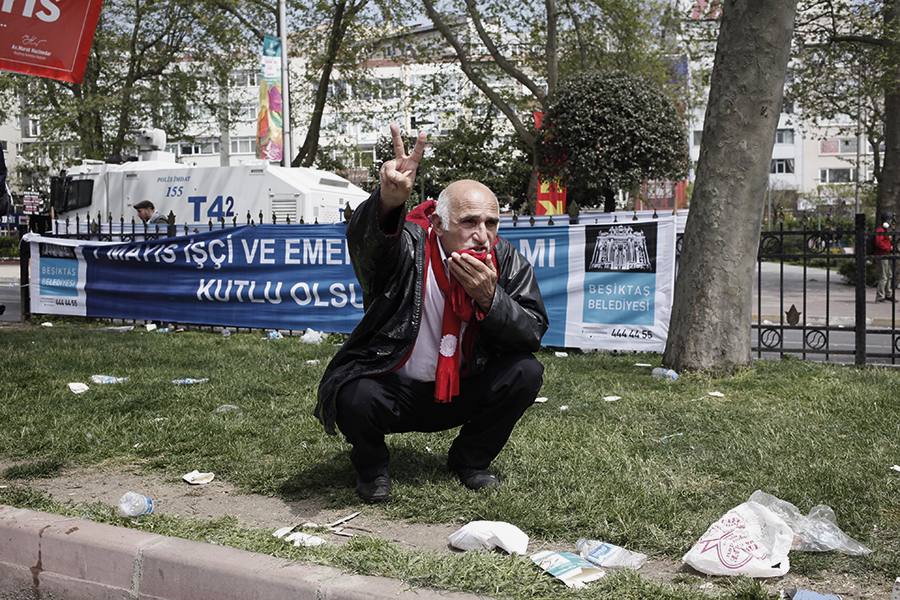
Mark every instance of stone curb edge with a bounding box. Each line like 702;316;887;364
0;504;486;600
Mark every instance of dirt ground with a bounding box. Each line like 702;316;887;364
0;461;891;599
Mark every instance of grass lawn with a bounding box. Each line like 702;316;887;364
1;320;898;599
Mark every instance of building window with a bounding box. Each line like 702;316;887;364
770;159;794;174
230;137;255;154
693;130;703;146
819;168;857;184
230;70;260;87
177;139;220;156
821;138;857;154
775;129;794;144
25;117;40;137
840;138;857;153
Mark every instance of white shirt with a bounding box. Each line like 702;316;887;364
396;233;467;382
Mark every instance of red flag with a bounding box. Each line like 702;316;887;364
534;111;566;215
0;0;104;85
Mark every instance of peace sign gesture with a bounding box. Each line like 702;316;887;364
379;123;428;212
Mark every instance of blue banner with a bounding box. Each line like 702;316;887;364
25;218;676;350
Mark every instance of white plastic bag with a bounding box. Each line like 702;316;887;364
749;490;872;555
683;500;793;577
448;521;529;555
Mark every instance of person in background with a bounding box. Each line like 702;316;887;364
316;124;548;501
134;200;163;225
875;211;895;303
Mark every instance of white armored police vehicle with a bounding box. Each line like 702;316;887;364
49;128;368;227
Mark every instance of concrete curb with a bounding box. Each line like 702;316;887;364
0;505;486;600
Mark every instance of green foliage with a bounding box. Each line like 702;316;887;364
0;236;20;258
537;70;689;202
790;0;896;192
427;115;532;209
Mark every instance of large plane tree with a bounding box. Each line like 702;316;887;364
663;0;799;373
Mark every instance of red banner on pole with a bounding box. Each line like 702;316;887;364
534;111;566;216
0;0;104;85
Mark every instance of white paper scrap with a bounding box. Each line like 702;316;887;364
891;465;900;473
91;375;128;384
708;391;725;397
531;551;605;588
449;521;529;555
603;396;621;402
534;397;549;403
634;363;652;367
68;383;89;394
182;470;215;485
273;526;295;539
555;351;569;357
286;532;327;547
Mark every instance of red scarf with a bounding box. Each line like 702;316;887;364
406;200;497;402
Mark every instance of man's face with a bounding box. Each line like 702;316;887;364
136;207;152;223
433;182;500;255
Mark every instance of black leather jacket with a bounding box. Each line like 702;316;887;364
315;189;549;435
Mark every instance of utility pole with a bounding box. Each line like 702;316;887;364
279;0;291;167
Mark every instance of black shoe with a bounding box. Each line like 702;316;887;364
356;474;392;502
877;298;886;303
451;466;500;490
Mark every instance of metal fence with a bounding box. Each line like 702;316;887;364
753;213;899;365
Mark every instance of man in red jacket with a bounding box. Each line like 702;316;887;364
875;211;895;303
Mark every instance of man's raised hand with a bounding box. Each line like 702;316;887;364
379;123;427;210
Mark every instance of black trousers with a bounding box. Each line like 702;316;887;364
334;353;544;482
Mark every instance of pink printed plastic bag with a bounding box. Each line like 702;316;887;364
683;500;793;578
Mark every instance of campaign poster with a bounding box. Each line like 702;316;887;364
0;0;104;84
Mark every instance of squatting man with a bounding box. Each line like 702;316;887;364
316;124;549;501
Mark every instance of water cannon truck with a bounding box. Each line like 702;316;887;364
49;128;369;228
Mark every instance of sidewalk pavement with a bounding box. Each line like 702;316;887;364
0;504;484;600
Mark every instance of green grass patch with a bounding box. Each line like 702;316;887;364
1;323;898;599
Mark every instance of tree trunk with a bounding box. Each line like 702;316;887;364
663;0;798;373
881;0;900;219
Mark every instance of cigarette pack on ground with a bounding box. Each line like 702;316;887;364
530;551;605;588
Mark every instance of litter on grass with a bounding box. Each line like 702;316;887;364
603;396;621;402
68;383;89;394
449;521;529;555
98;325;134;332
41;322;53;327
173;378;209;385
182;470;215;485
892;577;900;600
267;330;284;340
555;351;568;357
300;328;327;344
145;324;157;331
534;397;549;403
305;359;320;364
634;363;652;367
576;539;647;570
750;490;872;555
91;375;127;384
286;532;327;547
531;551;605;588
891;465;900;473
214;404;243;415
780;590;842;600
655;433;683;443
683;490;872;578
708;391;725;397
